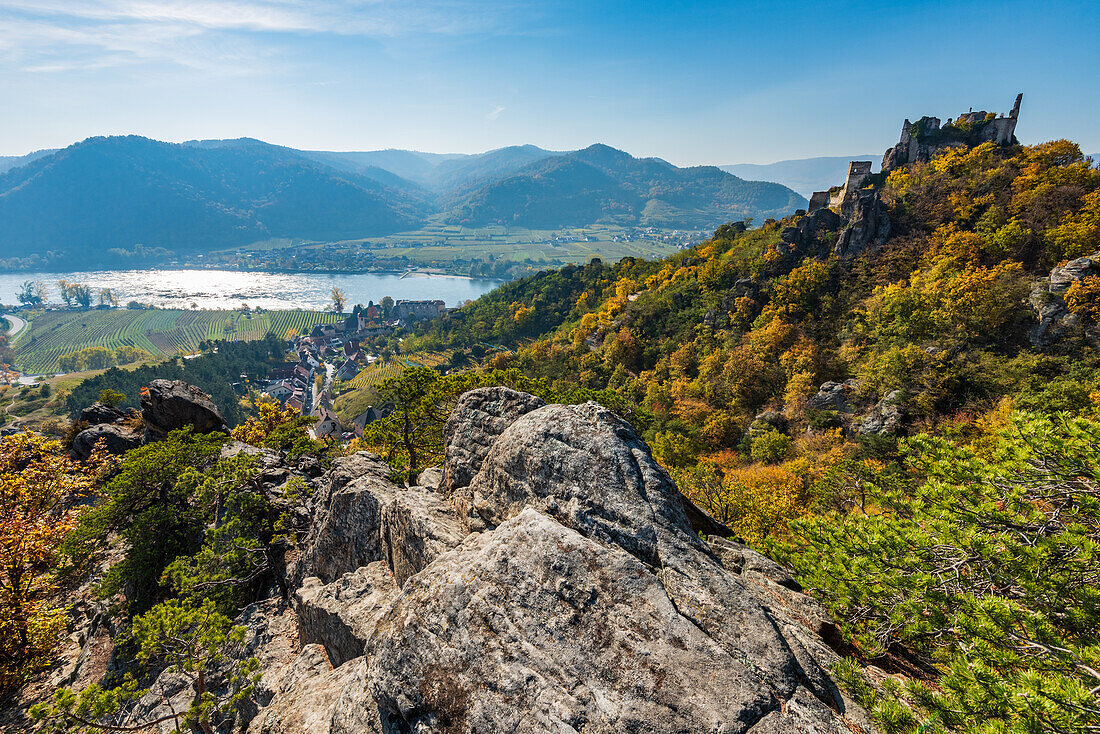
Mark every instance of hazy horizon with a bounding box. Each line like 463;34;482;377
2;1;1098;165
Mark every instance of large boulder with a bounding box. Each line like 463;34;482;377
140;380;227;439
440;386;545;493
379;486;467;586
71;423;142;459
355;508;864;733
250;645;377;734
290;465;397;586
453;401;721;556
78;402;128;426
807;379;859;413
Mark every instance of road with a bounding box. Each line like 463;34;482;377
2;313;27;339
313;362;336;407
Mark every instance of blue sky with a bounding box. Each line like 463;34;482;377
1;0;1097;165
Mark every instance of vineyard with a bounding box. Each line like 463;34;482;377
334;350;452;420
12;309;344;374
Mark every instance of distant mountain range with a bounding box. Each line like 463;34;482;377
720;155;882;199
0;137;805;269
0;148;58;175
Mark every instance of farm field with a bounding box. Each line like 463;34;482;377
335;223;686;263
206;223;689;268
11;308;344;374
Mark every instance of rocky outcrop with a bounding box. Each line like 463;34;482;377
78;402;130;426
115;389;876;733
359;508;854;733
808;379;859;413
1031;252;1100;347
140;379;227;440
854;390;905;436
71;423;142;459
250;645;376;734
835;189;891;257
778;206;843;260
380;486;467;585
440;386;545;493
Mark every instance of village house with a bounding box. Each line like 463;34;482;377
311;405;343;440
351;406;385;438
265;380;295;403
335;358;360;382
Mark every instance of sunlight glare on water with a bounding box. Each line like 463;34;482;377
0;270;502;310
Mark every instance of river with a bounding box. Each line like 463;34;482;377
0;269;503;311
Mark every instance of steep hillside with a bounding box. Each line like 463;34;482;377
434;144;559;194
448;143;806;228
0;137;429;268
407;133;1100;731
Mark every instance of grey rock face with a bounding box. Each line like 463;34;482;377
854;391;905;436
295;563;397;667
438;400;865;727
140;379;226;439
416;465;443;488
290;462;397;585
78;402;128;425
249;645;378;734
380;486;467;586
807;379;859;413
440;386;545;493
71;423;142;459
1049;254;1099;294
362;509;863;733
452;401;693;557
835;189;891;258
778;206;843;260
1031;252;1100;346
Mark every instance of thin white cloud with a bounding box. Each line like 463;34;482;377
0;1;538;73
486;105;505;120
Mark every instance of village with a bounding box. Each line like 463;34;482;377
257;298;447;441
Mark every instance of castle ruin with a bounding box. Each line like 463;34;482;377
809;93;1023;215
808;160;874;213
881;93;1022;171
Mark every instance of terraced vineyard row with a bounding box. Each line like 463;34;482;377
334;351;455;422
12;309;344;374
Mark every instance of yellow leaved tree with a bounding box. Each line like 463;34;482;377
0;433;97;691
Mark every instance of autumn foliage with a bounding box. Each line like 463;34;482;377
0;433;97;690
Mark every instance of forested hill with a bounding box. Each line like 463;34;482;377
446;144;805;228
407;137;1100;731
0;137;804;269
415;138;1100;417
0;136;430;268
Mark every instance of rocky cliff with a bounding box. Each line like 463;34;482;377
44;386;879;733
